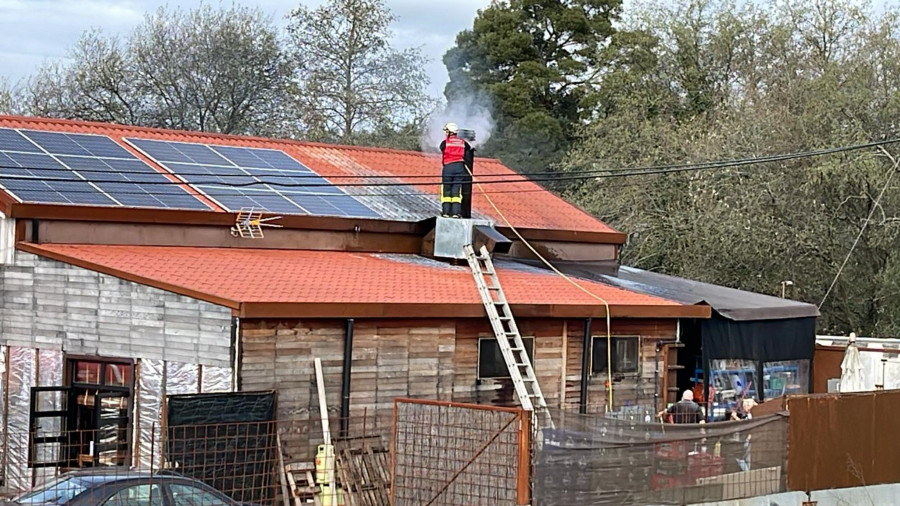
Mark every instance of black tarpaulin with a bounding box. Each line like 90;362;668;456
523;261;820;322
701;314;816;361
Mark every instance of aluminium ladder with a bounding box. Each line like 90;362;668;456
464;244;551;422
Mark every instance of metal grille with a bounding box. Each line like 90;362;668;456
391;398;530;506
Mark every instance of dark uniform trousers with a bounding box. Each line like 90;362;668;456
441;162;466;216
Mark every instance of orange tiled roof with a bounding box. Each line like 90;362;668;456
20;243;707;319
0;116;616;234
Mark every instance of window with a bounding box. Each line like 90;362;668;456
764;360;810;398
70;359;133;389
709;359;758;404
168;484;230;506
102;484;162;506
591;336;640;374
477;337;535;379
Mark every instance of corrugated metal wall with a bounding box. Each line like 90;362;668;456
0;251;232;367
788;390;900;491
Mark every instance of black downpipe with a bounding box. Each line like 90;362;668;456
30;219;39;243
340;318;355;437
230;316;240;391
703;354;711;422
579;318;592;414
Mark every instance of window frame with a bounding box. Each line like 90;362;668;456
591;335;641;375
100;483;162;506
477;336;536;380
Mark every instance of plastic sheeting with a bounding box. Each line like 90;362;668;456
166;362;199;397
200;365;232;394
0;346;5;485
6;347;35;491
138;359;165;469
534;409;790;505
138;360;235;468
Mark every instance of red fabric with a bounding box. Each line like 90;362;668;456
441;136;466;164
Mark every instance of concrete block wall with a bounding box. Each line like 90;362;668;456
0;251;233;367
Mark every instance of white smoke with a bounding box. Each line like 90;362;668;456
421;94;495;152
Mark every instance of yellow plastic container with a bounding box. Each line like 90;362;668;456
320;484;344;506
315;444;335;484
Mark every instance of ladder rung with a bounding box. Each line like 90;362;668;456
487;286;501;290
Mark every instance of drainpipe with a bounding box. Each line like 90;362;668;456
231;316;240;391
340;318;354;437
579;318;592;414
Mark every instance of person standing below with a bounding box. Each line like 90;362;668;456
439;122;474;218
658;390;705;424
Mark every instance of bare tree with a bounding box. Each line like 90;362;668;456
285;0;433;144
24;5;291;135
0;79;14;115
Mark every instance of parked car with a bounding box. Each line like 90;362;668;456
4;469;257;505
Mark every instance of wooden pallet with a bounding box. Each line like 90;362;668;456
285;461;321;506
334;436;391;506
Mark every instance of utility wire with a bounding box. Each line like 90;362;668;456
818;148;900;309
1;136;897;186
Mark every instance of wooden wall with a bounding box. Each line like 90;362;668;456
239;317;677;459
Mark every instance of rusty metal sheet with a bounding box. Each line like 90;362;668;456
787;390;900;491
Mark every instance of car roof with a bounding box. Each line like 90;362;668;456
61;469;193;485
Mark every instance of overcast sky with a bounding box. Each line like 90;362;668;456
0;0;492;98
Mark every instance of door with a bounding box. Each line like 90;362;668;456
89;390;131;466
28;386;70;468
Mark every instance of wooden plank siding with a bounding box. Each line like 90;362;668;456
564;319;677;413
239;317;677;459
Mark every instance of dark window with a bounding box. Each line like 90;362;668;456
169;483;231;505
102;484;162;506
478;337;535;379
591;337;640;374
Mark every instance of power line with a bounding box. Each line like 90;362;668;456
818;148;900;309
0;136;896;187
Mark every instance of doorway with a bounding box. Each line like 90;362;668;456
29;357;134;469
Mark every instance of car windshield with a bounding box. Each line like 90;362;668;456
14;476;88;504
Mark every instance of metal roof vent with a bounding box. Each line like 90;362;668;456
432;217;511;259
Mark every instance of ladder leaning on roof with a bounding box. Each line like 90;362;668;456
464;244;552;426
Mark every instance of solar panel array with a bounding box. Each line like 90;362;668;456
126;138;380;218
0;129;210;210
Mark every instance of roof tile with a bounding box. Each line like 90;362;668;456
27;244;679;308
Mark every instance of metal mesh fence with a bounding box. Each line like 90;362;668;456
0;410;392;506
534;409;789;505
391;398;529;506
0;424;279;504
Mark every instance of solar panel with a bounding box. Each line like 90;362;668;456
0;128;211;210
127;139;381;218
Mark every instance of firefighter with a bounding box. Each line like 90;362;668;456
439;122;474;218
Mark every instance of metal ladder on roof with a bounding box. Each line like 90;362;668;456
464;244;552;426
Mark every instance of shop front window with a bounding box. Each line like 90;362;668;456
764;360;810;398
709;359;758;420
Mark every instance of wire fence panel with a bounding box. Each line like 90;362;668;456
534;409;789;505
0;424;281;504
392;398;530;506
